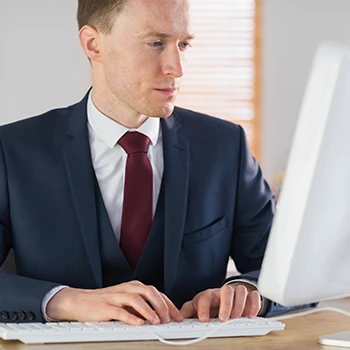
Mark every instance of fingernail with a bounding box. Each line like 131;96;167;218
136;319;144;326
199;315;209;322
153;316;160;324
219;313;228;321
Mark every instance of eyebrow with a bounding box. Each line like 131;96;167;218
139;31;195;40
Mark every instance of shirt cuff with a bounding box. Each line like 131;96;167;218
41;286;69;322
224;279;268;316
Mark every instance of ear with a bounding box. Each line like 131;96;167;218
78;25;102;62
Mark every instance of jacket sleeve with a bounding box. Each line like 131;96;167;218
225;127;317;316
230;125;275;273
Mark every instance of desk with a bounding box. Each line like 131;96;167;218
1;299;350;350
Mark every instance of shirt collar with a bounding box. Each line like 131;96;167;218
87;92;160;149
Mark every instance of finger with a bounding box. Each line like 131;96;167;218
218;285;234;322
110;307;145;326
140;286;173;324
161;294;184;322
124;306;145;319
115;292;161;325
197;290;216;322
242;291;261;318
118;284;171;324
230;285;248;318
180;301;195;319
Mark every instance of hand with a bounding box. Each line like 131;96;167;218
46;280;183;325
180;283;261;322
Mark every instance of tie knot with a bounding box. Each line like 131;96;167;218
118;132;151;155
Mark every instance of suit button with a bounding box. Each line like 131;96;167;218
17;311;26;321
25;312;35;321
0;311;9;320
9;312;18;321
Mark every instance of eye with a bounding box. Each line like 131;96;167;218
148;41;164;48
179;41;192;51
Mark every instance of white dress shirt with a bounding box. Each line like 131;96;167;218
87;93;164;242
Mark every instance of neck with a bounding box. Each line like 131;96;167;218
90;84;148;129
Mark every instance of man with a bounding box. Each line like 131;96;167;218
0;0;305;325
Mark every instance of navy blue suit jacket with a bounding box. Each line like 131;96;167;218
0;93;281;322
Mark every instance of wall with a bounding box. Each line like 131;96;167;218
261;0;350;182
0;0;90;125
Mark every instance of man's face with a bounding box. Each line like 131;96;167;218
96;0;193;120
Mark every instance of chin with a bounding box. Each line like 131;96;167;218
149;104;175;118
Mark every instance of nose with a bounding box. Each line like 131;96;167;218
162;47;184;78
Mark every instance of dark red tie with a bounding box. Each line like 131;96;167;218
118;132;153;268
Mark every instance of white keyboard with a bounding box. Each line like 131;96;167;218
0;318;284;344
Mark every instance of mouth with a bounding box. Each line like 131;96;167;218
154;88;178;97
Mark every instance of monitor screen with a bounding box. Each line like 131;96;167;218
258;42;350;307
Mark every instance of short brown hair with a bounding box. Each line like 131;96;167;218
77;0;128;34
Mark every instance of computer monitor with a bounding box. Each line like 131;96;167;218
258;42;350;306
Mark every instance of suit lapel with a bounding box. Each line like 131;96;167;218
61;94;102;288
161;114;190;294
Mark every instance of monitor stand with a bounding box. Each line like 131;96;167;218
319;331;350;348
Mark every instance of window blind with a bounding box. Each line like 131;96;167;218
176;0;260;158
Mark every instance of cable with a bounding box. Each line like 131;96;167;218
154;319;236;346
155;307;350;346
